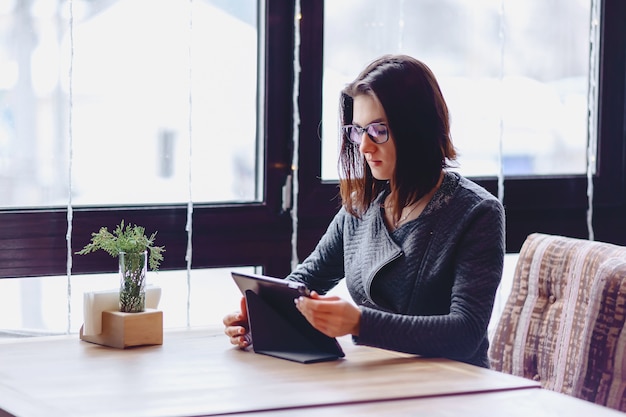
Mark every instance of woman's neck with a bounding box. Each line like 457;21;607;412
383;171;444;230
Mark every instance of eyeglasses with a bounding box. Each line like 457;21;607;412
342;122;389;145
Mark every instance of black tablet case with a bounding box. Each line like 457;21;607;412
231;272;345;364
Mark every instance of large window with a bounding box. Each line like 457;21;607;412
0;1;296;281
0;0;625;335
296;0;626;260
321;0;593;179
0;0;297;336
1;0;259;207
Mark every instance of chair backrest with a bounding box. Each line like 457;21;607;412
489;233;626;412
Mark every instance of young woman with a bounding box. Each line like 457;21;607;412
223;54;505;368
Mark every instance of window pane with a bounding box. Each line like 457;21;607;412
0;0;259;208
322;0;592;179
0;267;254;336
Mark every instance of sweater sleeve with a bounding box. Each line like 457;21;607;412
285;208;348;294
356;197;505;367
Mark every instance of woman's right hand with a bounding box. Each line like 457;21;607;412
222;296;251;349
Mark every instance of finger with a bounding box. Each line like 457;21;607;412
295;297;336;321
297;297;341;314
232;336;249;348
222;312;237;326
294;296;311;315
232;330;251;348
308;292;340;302
223;312;246;327
224;325;243;338
223;297;249;327
295;299;333;330
239;296;248;317
225;326;250;346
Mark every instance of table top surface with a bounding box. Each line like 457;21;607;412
0;327;541;417
230;388;626;417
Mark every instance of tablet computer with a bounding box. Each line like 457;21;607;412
231;272;345;363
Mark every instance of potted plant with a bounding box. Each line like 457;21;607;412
76;220;165;313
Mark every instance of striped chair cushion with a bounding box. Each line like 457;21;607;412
489;233;626;412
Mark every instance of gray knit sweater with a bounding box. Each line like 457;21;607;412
287;171;505;368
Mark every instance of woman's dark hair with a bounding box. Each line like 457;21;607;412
338;54;457;219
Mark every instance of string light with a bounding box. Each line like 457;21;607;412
497;0;505;205
586;0;601;241
398;0;405;51
290;0;302;271
185;0;194;327
65;0;75;334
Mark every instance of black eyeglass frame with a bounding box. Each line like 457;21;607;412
341;122;390;145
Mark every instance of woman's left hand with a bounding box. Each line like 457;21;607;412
294;291;361;338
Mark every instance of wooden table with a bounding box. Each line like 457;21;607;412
0;328;540;417
231;388;626;417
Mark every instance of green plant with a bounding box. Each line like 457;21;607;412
76;220;165;312
76;220;165;270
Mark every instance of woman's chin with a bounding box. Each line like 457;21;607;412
370;170;391;181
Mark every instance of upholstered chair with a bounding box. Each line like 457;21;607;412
489;233;626;412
